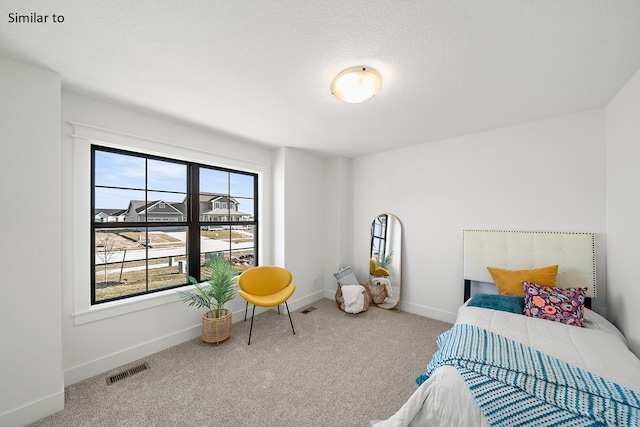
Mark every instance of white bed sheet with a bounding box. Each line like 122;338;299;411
375;306;640;427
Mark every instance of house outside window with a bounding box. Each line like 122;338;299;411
92;146;258;304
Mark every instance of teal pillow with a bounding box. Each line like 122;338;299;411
467;294;524;314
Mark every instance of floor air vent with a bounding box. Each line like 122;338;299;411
301;306;317;314
106;362;150;385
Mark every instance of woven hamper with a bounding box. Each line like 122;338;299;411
335;285;371;313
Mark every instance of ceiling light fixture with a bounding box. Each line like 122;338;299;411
330;66;382;103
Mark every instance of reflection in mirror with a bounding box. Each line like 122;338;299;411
369;213;402;310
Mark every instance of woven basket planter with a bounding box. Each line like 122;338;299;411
202;309;232;344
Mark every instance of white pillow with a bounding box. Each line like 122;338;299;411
333;266;360;287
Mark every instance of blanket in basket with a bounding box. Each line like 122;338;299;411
416;324;640;426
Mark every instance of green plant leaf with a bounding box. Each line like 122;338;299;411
177;254;238;312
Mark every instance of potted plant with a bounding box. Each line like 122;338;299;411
376;250;394;270
177;253;238;344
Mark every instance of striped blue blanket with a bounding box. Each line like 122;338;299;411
416;324;640;426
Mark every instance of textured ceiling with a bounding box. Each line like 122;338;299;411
2;0;640;158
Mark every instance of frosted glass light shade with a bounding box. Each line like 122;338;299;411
330;67;382;103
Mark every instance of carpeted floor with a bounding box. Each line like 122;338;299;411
31;298;452;426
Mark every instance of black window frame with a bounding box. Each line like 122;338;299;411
91;145;258;305
370;214;388;262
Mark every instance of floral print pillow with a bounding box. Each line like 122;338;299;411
522;281;587;327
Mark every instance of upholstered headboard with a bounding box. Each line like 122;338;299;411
462;229;596;300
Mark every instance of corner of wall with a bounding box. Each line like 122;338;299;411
0;54;64;426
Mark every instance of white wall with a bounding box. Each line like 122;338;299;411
60;91;281;385
275;147;327;306
0;57;64;426
606;66;640;356
323;157;353;292
350;109;607;323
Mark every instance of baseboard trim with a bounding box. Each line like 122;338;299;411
64;291;327;387
323;288;336;300
399;301;457;324
323;288;457;323
0;389;64;427
291;290;325;310
63;324;201;386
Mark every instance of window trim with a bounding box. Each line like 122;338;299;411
70;121;271;325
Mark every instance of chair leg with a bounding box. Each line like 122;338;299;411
277;304;280;315
248;304;256;345
285;301;295;335
244;301;248;321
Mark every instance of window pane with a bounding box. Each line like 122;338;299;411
147;159;186;193
95;150;145;189
95;188;144;222
232;224;255;249
372;237;384;259
95;258;145;302
147;226;188;290
198;249;254;282
234;197;254;220
230;172;254;198
230;224;255;273
94;226;188;302
201;225;231;254
200;168;229;194
145;192;186;222
200;224;255;277
94;227;145;302
373;216;386;238
199;194;229;220
230;248;255;274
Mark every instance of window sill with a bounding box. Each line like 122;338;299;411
71;286;193;325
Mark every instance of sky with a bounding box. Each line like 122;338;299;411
94;149;255;214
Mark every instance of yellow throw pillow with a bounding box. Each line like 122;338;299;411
486;265;558;297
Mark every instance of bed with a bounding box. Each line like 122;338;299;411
374;230;640;426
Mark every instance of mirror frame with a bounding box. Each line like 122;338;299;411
369;213;402;310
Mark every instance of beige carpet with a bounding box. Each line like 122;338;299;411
31;298;452;427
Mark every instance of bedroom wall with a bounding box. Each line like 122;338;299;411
605;65;640;356
59;92;327;387
273;147;328;306
350;109;607;324
0;57;64;426
62;91;322;385
323;157;354;288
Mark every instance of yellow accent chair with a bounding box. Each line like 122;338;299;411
238;266;296;345
370;258;390;277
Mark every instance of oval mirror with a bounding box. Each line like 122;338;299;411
368;213;402;310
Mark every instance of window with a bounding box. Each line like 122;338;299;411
92;146;258;304
370;214;388;262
